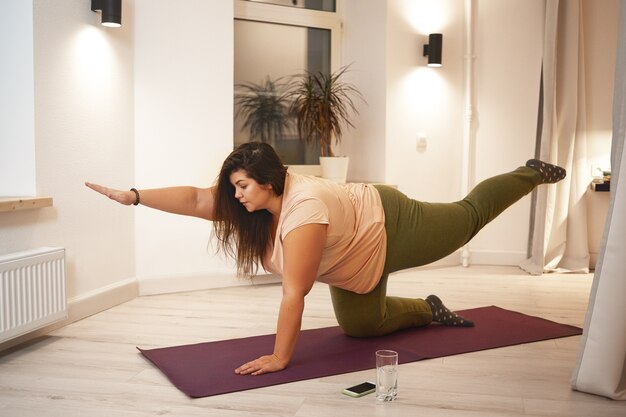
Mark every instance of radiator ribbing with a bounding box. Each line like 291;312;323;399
0;247;67;343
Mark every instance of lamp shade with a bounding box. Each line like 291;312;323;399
91;0;122;27
423;33;443;67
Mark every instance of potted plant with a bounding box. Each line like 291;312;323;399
288;65;365;182
234;76;291;146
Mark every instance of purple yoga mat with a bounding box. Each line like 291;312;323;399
138;306;581;398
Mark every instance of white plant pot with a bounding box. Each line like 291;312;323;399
320;156;349;183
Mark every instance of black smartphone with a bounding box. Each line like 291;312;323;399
342;381;376;398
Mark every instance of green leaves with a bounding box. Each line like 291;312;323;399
234;76;291;144
234;66;365;157
288;66;364;157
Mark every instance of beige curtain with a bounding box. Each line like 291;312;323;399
520;0;591;275
571;0;626;400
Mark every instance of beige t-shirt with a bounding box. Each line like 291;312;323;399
263;173;387;294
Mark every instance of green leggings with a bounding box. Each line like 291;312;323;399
329;166;542;337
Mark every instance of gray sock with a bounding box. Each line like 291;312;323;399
526;159;566;184
426;295;474;327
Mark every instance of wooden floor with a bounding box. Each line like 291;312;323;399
1;265;625;417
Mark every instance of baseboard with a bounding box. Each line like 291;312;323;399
424;252;462;268
466;248;528;266
0;277;138;353
68;277;139;321
387;249;527;272
138;271;281;296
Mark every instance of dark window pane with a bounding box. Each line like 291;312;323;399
234;19;330;164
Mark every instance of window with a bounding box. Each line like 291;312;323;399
234;0;340;167
243;0;336;12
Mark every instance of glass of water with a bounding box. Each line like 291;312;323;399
375;350;398;402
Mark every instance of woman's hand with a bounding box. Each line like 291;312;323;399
235;354;286;376
85;182;136;205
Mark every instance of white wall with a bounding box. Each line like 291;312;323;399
0;0;136;344
340;0;387;183
385;0;466;205
133;0;238;293
0;0;36;196
468;0;544;265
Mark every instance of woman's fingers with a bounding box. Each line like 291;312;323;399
235;359;264;375
85;182;113;198
234;362;255;375
85;182;133;205
85;182;105;195
235;354;284;376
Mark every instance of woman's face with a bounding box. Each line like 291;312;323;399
229;169;274;212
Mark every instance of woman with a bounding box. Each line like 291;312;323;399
86;142;565;376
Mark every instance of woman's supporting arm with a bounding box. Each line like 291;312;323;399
85;182;216;221
235;223;327;375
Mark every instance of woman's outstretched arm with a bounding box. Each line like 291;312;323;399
85;182;217;221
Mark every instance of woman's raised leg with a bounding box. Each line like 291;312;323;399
375;165;545;274
329;162;564;337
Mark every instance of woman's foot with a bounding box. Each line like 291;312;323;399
526;159;566;184
426;295;474;327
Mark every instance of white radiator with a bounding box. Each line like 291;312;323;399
0;247;67;343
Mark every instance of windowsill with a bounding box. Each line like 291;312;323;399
0;197;53;213
287;164;322;176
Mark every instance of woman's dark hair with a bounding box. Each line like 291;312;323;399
213;142;288;276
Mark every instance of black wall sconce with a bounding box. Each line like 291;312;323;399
91;0;122;27
423;33;443;67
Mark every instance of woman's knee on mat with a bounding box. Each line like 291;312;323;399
329;280;389;337
336;318;389;338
